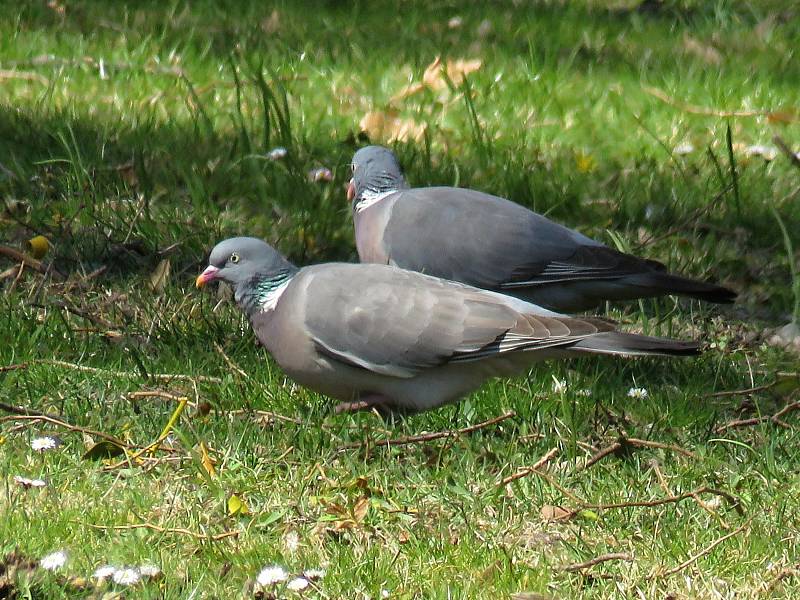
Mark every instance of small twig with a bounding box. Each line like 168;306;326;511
0;363;28;373
648;459;672;496
773;135;800;170
707;382;776;398
128;390;195;405
625;438;697;460
500;447;559;486
578;441;623;471
643;85;771;119
224;408;303;425
0;402;137;449
715;400;800;433
0;69;49;85
513;467;744;516
578;436;697;472
105;396;188;470
650;520;750;579
0;244;65;280
39;301;119;331
338;411;516;451
582;486;743;514
86;522;238;541
763;564;800;594
36;359;222;383
213;341;248;379
560;553;632;573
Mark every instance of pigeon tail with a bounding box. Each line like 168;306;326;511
632;272;737;304
570;331;701;357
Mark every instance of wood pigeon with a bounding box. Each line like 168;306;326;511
197;237;700;414
347;146;735;312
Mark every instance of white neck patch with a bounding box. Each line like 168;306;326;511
354;189;397;213
258;279;291;313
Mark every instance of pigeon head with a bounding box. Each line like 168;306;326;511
197;237;297;311
348;145;408;207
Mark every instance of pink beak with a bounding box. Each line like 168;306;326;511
346;179;355;202
196;265;220;288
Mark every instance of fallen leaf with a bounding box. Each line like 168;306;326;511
766;322;800;353
575;151;596;173
82;440;125;460
199;441;217;478
149;258;170;293
511;593;555;600
682;34;722;65
540;505;576;522
261;9;280;34
352;496;370;523
391;55;482;102
27;235;50;259
359;110;426;143
766;110;797;124
228;494;250;516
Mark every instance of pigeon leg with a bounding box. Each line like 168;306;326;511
333;393;394;414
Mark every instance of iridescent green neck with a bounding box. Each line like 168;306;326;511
238;269;297;316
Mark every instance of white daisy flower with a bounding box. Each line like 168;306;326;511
303;568;325;580
13;475;47;488
112;567;141;585
286;577;310;592
308;167;333;183
627;387;649;400
138;564;161;578
381;590;390;598
40;550;68;571
673;143;695;156
93;565;117;579
744;144;777;161
283;530;300;553
31;436;60;452
551;377;567;394
257;565;288;587
267;147;288;161
576;388;592;397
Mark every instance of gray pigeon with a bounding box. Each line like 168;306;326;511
347;146;735;312
197;237;700;414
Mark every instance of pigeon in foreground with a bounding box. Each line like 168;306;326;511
197;237;700;414
347;146;735;312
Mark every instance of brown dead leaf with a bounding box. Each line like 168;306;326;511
261;9;280;34
359;110;427;143
149;258;170;293
540;505;576;522
317;496;370;532
392;55;482;102
199;441;217;478
766;110;798;124
682;34;722;65
352;496;369;523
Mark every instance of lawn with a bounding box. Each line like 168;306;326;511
1;0;800;598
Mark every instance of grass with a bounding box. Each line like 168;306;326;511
1;0;800;597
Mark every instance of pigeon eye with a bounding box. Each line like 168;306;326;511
229;252;240;264
351;163;356;174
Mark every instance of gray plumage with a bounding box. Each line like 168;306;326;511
348;146;735;312
198;237;700;414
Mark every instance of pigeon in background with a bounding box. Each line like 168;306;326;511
347;145;735;312
197;237;700;415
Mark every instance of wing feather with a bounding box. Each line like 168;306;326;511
298;264;613;378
